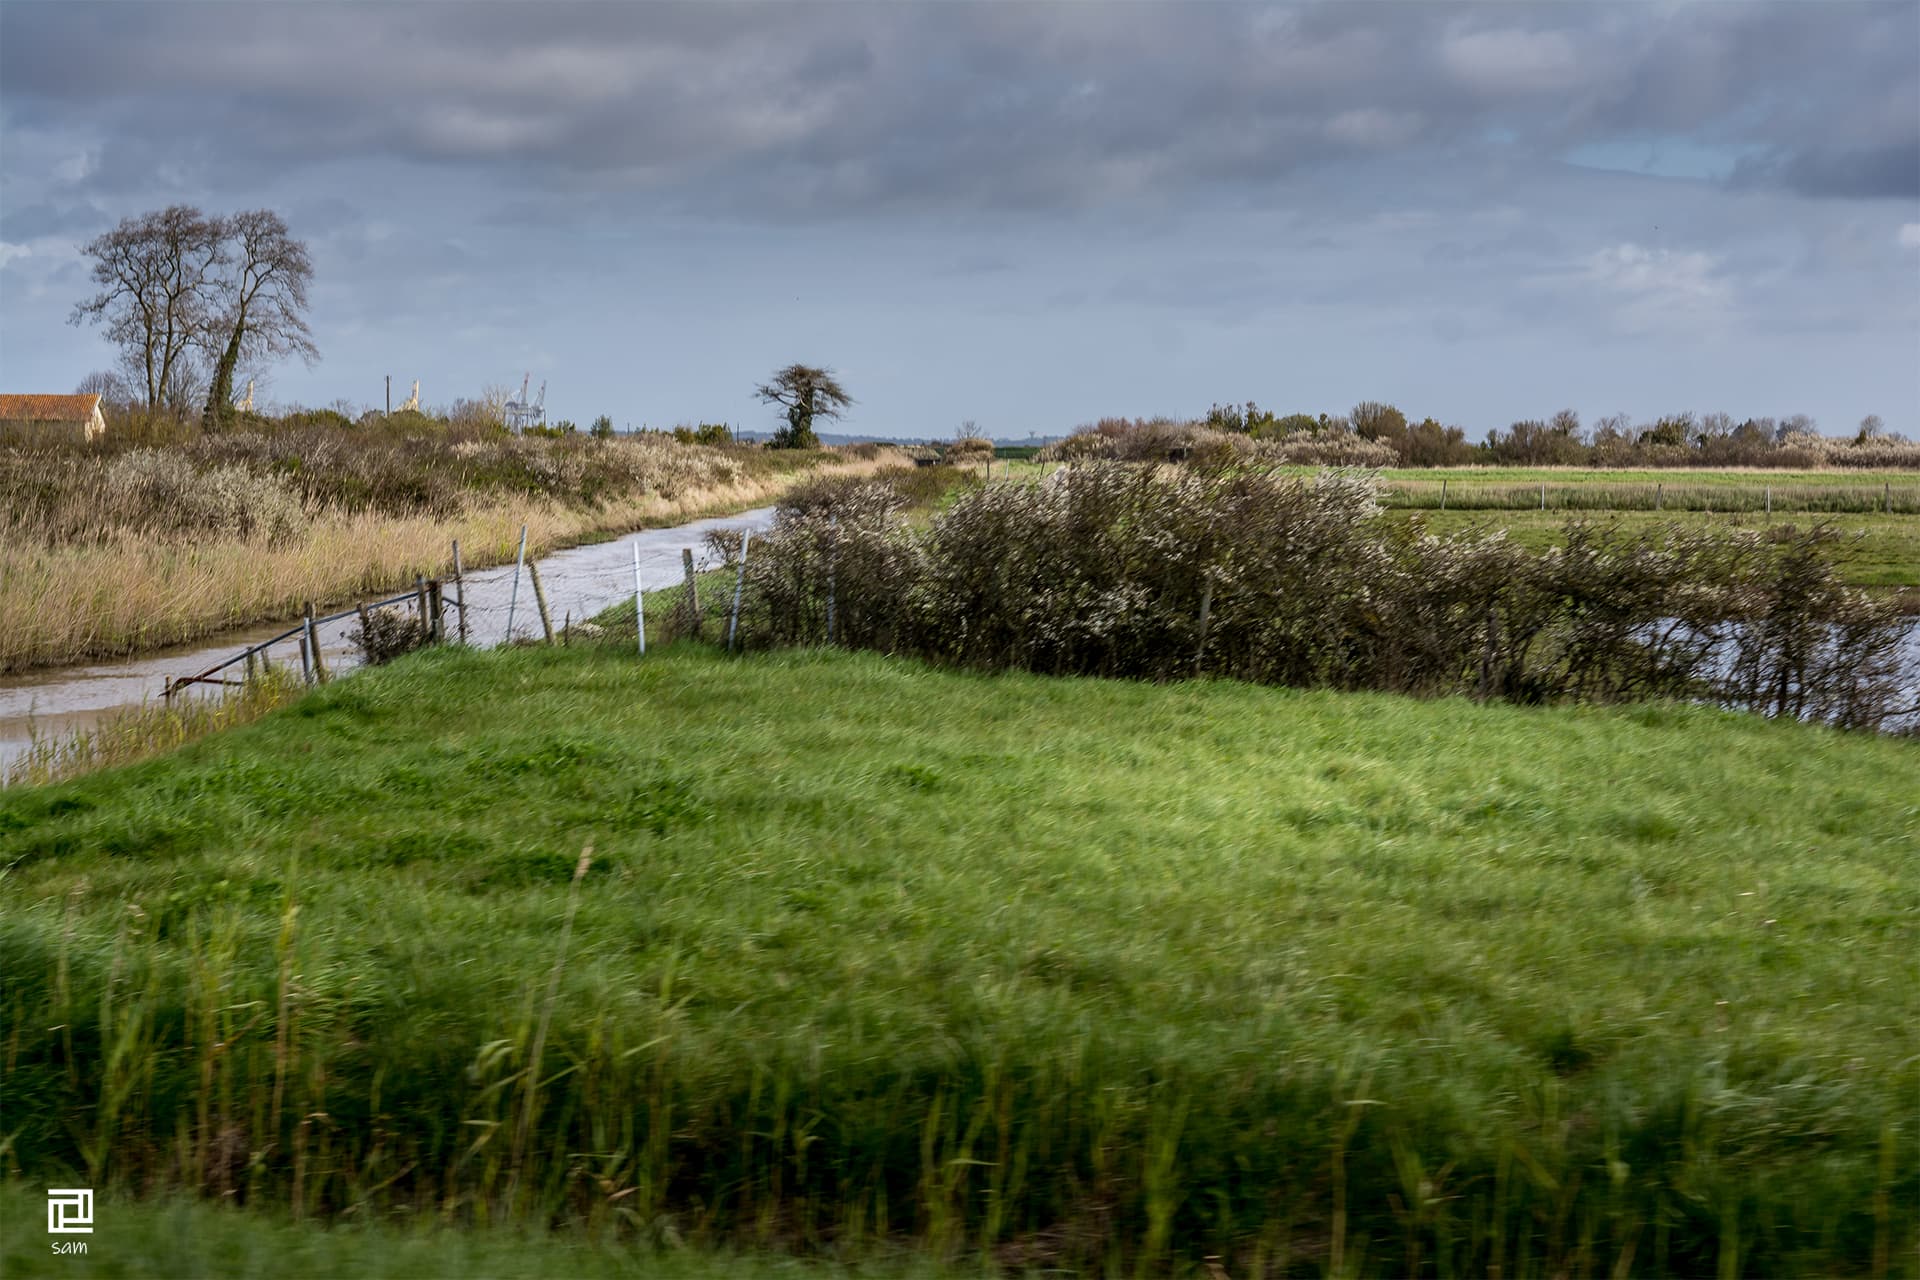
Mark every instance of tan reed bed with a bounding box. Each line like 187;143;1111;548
0;452;899;674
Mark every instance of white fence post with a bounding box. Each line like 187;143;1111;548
504;525;528;643
727;531;751;653
633;544;646;656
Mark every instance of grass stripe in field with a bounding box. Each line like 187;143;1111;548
2;646;1915;1274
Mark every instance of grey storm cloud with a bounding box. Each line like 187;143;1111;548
3;1;1915;219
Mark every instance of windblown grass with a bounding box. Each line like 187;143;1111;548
0;1182;961;1278
2;666;305;788
3;645;1914;1275
0;447;899;673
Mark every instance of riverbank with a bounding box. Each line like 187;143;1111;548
0;441;896;674
5;645;1914;1274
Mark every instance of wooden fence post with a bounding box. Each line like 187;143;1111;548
683;548;703;641
505;525;528;642
527;561;556;645
305;602;328;683
428;580;445;642
299;632;313;685
452;539;469;644
1539;483;1546;510
726;531;751;653
1655;483;1663;511
1439;479;1447;512
1766;486;1772;518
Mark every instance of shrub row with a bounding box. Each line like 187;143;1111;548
1043;415;1920;470
742;465;1912;730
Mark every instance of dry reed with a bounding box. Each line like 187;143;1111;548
0;452;898;673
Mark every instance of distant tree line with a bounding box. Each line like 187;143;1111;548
1195;399;1914;468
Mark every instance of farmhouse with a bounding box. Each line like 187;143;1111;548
0;394;107;444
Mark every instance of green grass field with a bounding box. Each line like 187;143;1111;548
3;646;1916;1276
1385;509;1920;591
0;1183;953;1279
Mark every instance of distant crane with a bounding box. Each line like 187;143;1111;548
398;379;420;413
504;372;546;432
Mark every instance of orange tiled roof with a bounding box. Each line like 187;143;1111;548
0;394;102;423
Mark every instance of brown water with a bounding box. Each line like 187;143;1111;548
0;507;776;769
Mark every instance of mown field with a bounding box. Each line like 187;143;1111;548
3;644;1916;1276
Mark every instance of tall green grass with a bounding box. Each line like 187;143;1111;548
2;645;1915;1275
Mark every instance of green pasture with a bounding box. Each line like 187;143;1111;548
1385;509;1920;591
2;644;1915;1275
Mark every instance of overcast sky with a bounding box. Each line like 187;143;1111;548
2;1;1916;439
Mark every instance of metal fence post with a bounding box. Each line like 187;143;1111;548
505;525;528;642
633;544;646;657
727;531;751;652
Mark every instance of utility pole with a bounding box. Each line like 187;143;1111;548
385;374;391;416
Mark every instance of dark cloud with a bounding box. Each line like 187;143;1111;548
1766;142;1920;200
4;2;1913;221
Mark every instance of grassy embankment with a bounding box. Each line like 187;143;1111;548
3;644;1915;1276
0;1183;953;1279
0;434;898;675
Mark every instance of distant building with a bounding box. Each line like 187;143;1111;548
0;394;107;443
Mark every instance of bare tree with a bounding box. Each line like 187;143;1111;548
74;369;134;408
201;210;317;429
755;364;853;448
71;205;225;414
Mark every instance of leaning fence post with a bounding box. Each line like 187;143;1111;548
452;539;469;644
305;602;328;683
683;547;703;641
726;531;751;653
632;544;646;657
527;561;556;645
505;525;529;643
